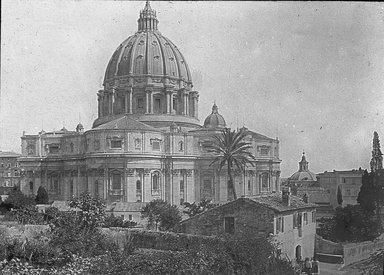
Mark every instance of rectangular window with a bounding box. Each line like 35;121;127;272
128;215;132;221
224;217;235;234
180;180;184;192
312;211;316;223
137;97;144;109
49;145;59;154
111;140;122;149
111;173;121;189
152;141;160;151
293;212;298;229
155;98;161;112
276;217;284;233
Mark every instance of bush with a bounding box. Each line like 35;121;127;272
141;199;182;231
8;206;45;225
317;205;381;242
4;186;35;209
183;199;218;217
35;186;49;204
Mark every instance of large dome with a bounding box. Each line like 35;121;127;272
104;30;192;85
93;1;200;129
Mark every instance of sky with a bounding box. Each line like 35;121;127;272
1;1;384;177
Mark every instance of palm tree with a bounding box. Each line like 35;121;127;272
207;128;256;200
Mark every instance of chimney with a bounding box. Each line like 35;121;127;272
282;187;291;206
303;193;309;203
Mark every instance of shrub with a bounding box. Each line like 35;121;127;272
4;186;35;209
317;205;381;242
141;199;181;231
35;186;49;204
183;199;218;217
8;205;45;225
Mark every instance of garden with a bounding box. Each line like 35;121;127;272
0;187;298;274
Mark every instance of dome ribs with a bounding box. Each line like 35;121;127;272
117;36;135;76
168;39;189;83
165;37;182;84
152;32;168;80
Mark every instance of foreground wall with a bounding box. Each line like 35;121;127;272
342;236;384;266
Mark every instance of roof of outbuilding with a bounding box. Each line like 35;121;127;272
92;115;160;132
106;202;147;212
0;151;20;158
248;194;318;212
180;194;317;224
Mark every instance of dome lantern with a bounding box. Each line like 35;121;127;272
137;1;159;32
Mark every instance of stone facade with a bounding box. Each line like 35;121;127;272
179;194;317;261
18;2;281;222
317;169;363;208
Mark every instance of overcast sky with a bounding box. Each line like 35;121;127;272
1;1;384;177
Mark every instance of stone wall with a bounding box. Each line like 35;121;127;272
342;237;384;265
180;200;275;238
315;234;343;255
101;227;222;251
315;234;384;265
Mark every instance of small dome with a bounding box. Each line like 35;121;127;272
76;123;84;133
289;171;317;181
203;103;226;128
289;152;317;181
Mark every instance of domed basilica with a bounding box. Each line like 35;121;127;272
19;2;281;210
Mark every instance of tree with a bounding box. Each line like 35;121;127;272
317;205;381;242
4;186;35;209
35;186;49;204
141;199;181;231
357;170;376;213
183;199;218;217
337;186;343;206
370;131;383;172
206;128;256;200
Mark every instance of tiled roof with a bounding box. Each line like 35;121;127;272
106;202;147;212
247;194;318;212
92;116;160;132
180;194;317;224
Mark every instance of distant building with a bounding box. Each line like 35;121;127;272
317;169;363;208
0;151;21;197
179;189;317;262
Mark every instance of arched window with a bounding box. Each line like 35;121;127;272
136;180;142;202
178;141;184;152
295;245;302;262
152;172;160;194
49;174;59;194
135;138;141;150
